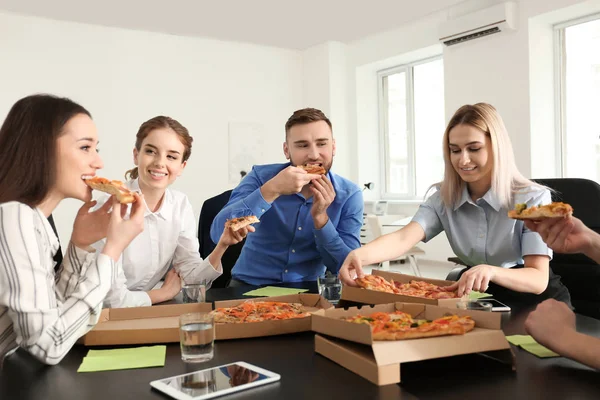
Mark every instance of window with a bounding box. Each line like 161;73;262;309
379;56;445;199
556;15;600;181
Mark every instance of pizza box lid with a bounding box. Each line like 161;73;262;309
80;302;213;346
341;269;461;307
214;293;333;340
312;302;509;366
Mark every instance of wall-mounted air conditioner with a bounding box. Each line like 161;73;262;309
439;2;517;46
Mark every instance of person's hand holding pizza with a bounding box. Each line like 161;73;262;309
101;192;145;261
524;216;592;255
310;175;336;229
524;298;576;353
71;196;115;250
261;166;321;202
220;225;256;246
338;250;365;286
444;264;496;296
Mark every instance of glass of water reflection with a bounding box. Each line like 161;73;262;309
182;283;206;303
317;275;342;305
179;313;214;362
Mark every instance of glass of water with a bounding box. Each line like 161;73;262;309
317;275;342;305
182;283;206;303
179;313;214;362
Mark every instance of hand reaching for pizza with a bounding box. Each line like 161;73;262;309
444;264;496;296
220;225;256;246
310;175;336;229
71;196;114;249
524;216;593;255
524;299;576;353
262;166;321;201
338;250;365;286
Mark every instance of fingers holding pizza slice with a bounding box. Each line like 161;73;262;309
84;176;136;204
225;215;260;231
299;164;326;175
508;202;573;220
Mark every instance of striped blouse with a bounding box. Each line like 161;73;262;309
0;202;116;365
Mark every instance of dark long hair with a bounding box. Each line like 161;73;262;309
0;94;91;206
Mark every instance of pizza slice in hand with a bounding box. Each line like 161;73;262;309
300;164;326;175
508;202;573;220
225;215;260;231
84;177;136;204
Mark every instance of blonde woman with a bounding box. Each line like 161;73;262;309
339;103;571;306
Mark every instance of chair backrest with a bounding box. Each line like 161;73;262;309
198;190;244;288
533;178;600;318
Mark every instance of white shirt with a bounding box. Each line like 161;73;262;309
0;202;116;365
94;179;222;308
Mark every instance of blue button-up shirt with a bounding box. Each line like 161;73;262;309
210;163;363;285
412;185;552;268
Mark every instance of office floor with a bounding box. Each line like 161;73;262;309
363;259;457;281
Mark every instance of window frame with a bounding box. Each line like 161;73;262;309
377;54;443;200
554;12;600;177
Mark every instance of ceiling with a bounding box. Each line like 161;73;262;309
0;0;470;49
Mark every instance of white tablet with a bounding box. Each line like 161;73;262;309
150;362;280;400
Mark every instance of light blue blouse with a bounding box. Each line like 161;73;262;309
412;185;552;268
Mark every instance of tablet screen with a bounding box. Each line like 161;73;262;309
155;363;275;398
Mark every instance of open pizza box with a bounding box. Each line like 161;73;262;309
80;302;212;346
214;293;333;340
341;269;462;307
312;302;513;386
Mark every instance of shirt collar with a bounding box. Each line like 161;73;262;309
128;178;172;221
453;185;501;212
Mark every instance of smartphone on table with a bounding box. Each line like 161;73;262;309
150;361;280;400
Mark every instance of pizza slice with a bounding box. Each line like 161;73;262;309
508;202;573;220
225;215;260;231
84;176;136;204
300;164;326;175
355;275;399;294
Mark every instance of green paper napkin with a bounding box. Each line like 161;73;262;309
505;335;559;358
469;291;493;299
243;286;309;297
77;345;166;373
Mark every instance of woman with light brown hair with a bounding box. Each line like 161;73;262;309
339;103;571;306
93;116;252;308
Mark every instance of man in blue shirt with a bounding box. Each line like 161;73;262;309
210;108;363;286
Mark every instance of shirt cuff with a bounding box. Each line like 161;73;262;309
243;188;272;219
314;219;337;245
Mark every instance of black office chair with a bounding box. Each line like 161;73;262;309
532;178;600;319
198;190;245;288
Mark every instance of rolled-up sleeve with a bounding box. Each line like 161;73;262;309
411;191;444;242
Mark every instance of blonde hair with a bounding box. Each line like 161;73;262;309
439;103;539;209
125;116;193;180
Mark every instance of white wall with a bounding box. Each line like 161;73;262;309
0;11;304;245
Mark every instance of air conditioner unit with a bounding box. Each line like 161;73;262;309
439;2;517;46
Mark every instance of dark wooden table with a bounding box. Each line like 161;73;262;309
2;283;599;400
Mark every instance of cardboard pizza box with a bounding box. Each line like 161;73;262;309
214;293;333;340
80;302;212;346
312;302;513;385
341;269;461;307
